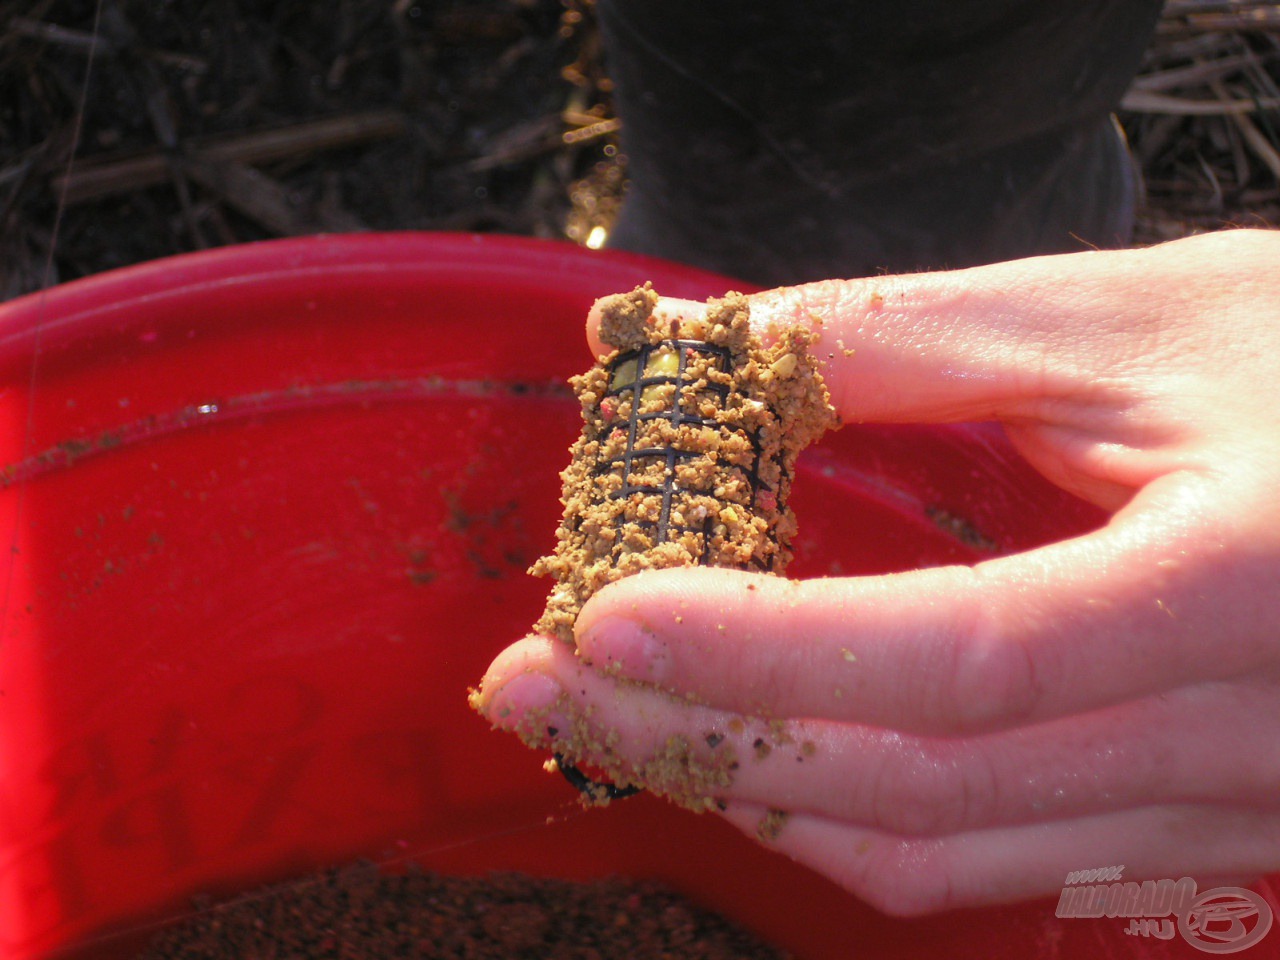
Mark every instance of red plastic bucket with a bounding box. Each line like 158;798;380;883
0;233;1271;959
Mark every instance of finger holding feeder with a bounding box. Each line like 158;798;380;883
490;284;837;807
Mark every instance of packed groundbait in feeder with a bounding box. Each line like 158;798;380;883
476;284;837;807
534;284;838;640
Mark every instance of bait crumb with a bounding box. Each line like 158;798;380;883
138;864;792;959
757;808;791;843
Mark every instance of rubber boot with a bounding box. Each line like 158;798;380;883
598;0;1163;286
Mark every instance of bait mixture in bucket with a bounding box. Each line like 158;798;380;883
138;865;790;959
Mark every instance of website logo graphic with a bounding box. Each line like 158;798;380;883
1055;869;1273;954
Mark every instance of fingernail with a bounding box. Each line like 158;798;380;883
485;672;570;743
577;617;669;684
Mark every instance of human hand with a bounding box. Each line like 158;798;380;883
472;229;1280;915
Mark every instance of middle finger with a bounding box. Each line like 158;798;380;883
476;637;1280;834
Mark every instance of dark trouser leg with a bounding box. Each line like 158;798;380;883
598;1;1164;285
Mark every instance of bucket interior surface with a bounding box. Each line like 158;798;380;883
0;233;1267;959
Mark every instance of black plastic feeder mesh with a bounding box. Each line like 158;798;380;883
597;338;774;569
556;339;775;802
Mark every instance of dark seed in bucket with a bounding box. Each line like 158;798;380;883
138;863;791;959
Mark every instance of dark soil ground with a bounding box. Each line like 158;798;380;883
1;0;1278;301
1;0;614;298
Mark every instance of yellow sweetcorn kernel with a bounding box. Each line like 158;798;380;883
645;348;680;376
609;357;638;391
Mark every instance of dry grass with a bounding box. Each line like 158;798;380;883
1;1;1276;301
1121;0;1280;242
